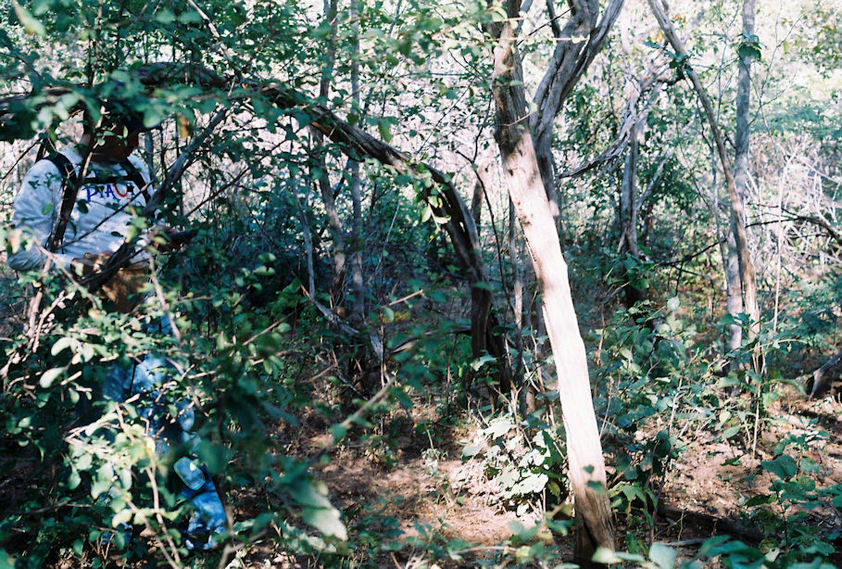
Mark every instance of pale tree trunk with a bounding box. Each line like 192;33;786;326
509;198;525;389
316;0;347;305
618;118;645;307
349;0;365;321
725;231;743;354
519;0;623;414
648;0;760;359
293;183;316;299
470;164;487;231
727;0;755;360
488;7;615;562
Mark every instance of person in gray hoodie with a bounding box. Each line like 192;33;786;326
8;104;227;551
9;106;151;272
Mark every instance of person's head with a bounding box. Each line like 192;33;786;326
81;103;145;162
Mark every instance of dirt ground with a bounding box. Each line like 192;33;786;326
214;386;842;568
658;393;842;547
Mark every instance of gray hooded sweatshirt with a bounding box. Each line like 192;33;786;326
8;147;150;271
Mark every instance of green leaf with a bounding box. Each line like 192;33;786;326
155;8;176;24
762;454;798;479
0;548;15;569
592;547;624;564
380;306;395;323
738;44;762;61
471;354;497;371
586;480;607;493
696;535;732;557
485;417;513;438
72;539;84;556
744;493;772;507
722;425;741;439
12;1;45;36
112;508;132;527
377;119;392;143
613;551;647;562
178;10;203;24
291;479;347;540
330;423;348;442
51;337;73;356
649;542;677;569
39;367;66;388
68;468;81;490
462;444;482;459
197;440;232;475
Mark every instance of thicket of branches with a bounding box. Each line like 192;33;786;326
1;0;841;567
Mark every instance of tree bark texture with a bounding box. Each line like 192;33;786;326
488;8;615;561
316;0;347;305
648;0;760;348
725;230;743;355
531;0;624;216
618;118;646;307
349;0;365;321
726;0;755;358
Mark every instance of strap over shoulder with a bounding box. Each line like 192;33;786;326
44;152;80;253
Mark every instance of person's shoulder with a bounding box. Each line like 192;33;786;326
59;147;83;166
23;154;64;182
35;149;81;178
126;154;151;180
127;153;148;172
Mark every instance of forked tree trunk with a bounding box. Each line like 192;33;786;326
531;0;624;216
489;14;614;562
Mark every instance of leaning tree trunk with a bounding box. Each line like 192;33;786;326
489;11;615;563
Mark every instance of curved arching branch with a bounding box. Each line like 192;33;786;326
2;62;512;387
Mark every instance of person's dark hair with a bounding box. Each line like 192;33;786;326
82;101;146;138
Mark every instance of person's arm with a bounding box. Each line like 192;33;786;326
7;160;76;271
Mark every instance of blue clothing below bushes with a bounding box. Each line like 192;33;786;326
102;316;227;550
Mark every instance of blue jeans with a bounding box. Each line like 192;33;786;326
101;317;227;550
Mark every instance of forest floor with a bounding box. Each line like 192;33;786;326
4;268;842;567
222;386;842;568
